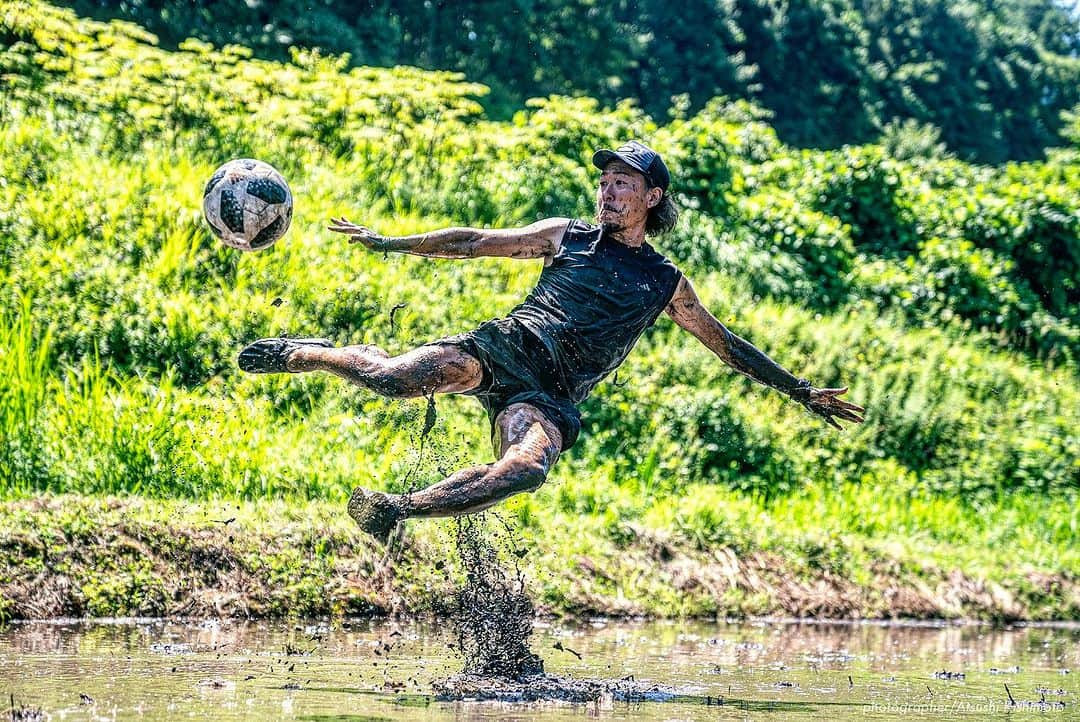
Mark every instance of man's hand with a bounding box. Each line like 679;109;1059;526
798;386;865;430
327;217;395;251
665;276;866;431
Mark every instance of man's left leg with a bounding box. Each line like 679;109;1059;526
348;403;562;540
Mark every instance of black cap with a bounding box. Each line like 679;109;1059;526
592;140;670;192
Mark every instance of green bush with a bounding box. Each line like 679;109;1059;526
664;389;797;498
660;97;781;217
811;147;919;256
959;176;1079;323
732;191;855;309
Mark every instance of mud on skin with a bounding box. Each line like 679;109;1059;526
290;343;480;398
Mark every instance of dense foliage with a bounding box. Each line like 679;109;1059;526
1;2;1078;618
59;0;1080;161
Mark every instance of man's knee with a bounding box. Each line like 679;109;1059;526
494;403;563;463
491;404;562;494
494;454;550;494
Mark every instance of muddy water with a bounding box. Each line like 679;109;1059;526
2;618;1077;720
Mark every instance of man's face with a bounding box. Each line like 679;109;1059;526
596;160;662;235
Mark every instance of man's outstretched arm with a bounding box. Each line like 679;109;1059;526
665;274;864;429
327;217;572;260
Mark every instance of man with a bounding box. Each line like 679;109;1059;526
238;141;864;542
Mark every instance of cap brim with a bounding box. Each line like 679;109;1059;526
592;149;620;171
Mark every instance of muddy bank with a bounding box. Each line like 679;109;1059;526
1;494;1077;621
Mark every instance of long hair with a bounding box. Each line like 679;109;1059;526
645;183;678;236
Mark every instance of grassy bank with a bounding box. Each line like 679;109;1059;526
0;2;1078;622
2;492;1076;622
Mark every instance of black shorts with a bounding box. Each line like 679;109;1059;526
426;318;581;451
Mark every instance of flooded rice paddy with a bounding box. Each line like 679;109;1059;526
2;618;1077;720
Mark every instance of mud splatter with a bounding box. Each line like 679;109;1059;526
402;392;438;492
422;392;437;439
449;514;542;679
433;673;678;704
388;302;408;335
437;516;694;704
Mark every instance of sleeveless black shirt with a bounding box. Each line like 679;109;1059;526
508;220;681;403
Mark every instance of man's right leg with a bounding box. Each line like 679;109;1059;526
348;402;562;542
243;340;482;398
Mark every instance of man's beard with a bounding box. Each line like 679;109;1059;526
597;207;624;234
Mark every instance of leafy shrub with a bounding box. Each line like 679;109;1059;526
811;146;920;256
880;118;952;162
662;389;797;498
660;97;781;217
959;177;1079;323
732;191;855;309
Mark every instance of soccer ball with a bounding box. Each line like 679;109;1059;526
202;159;293;251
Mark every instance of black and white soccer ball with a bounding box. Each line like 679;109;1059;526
202;159;293;251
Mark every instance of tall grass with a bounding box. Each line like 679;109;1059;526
0;296;54;491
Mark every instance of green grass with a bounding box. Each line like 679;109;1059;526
0;1;1077;620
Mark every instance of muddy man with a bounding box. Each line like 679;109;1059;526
238;141;865;542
